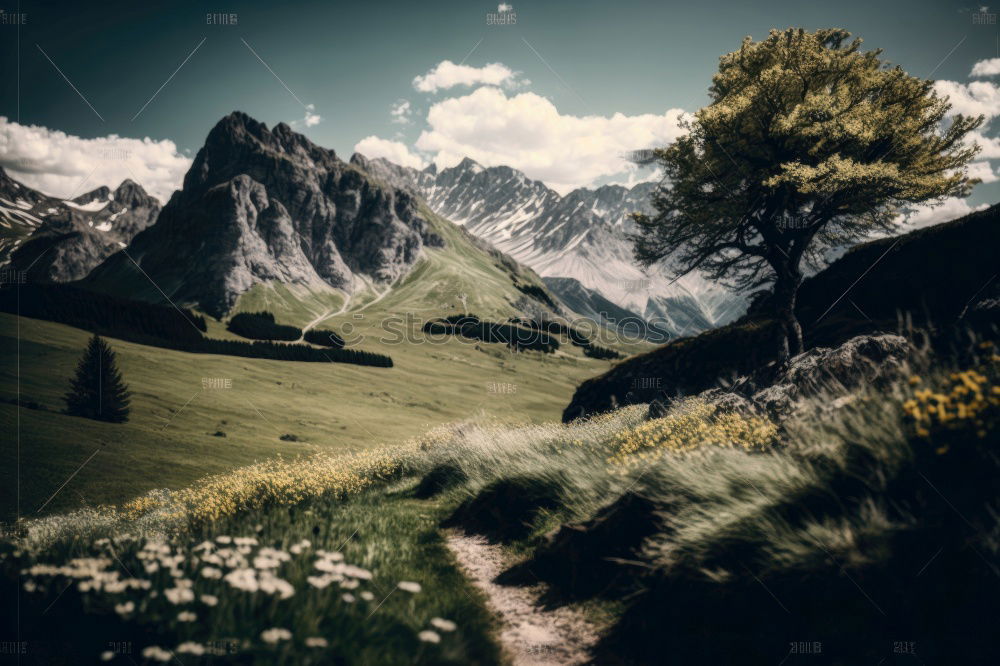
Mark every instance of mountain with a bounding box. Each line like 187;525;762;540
1;170;161;282
351;153;745;337
83;112;560;321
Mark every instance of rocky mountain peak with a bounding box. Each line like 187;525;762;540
113;179;158;207
86;113;443;317
72;186;111;206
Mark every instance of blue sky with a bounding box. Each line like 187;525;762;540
2;0;999;215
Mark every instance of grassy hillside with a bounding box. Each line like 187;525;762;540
0;194;652;521
0;309;611;521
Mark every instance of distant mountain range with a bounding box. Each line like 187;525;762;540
2;114;746;337
351;153;745;336
1;170;160;282
1;113;564;327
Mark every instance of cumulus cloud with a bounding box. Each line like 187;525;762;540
965;129;1000;158
353;136;427;169
390;99;413;124
971;57;1000;77
933;79;1000;119
0;117;190;202
413;61;517;93
894;197;989;231
414;86;689;193
965;160;999;183
296;103;322;127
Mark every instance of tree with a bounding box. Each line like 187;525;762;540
64;334;131;423
631;28;982;357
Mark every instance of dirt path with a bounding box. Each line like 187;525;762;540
446;532;598;665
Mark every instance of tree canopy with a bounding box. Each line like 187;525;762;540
632;28;982;354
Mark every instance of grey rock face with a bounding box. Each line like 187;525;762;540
88;112;442;317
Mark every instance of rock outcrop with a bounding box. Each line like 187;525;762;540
647;334;914;420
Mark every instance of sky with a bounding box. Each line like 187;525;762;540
2;0;1000;223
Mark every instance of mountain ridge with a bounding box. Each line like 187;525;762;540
350;153;745;337
3;173;161;282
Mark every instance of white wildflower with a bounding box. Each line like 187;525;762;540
141;646;172;662
430;618;457;632
397;581;421;593
417;630;441;644
176;641;205;655
223;568;259;593
260;628;292;644
305;637;328;648
165;586;195;605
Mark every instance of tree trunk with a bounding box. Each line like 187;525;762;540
773;272;804;359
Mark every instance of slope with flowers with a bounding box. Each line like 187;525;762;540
4;332;996;664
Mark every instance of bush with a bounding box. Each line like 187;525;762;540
442;476;564;542
0;285;392;368
423;316;559;353
0;284;206;341
227;311;302;341
303;328;345;348
413;462;468;499
582;343;621;360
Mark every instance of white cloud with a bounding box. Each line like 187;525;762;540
413;61;517;93
390;100;413;124
933;79;1000;119
0;117;190;202
414;86;689;193
301;103;322;127
353;136;427;169
894;197;989;231
965;160;999;183
966;129;1000;158
971;57;1000;77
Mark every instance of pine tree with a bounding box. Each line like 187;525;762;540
64;334;131;423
